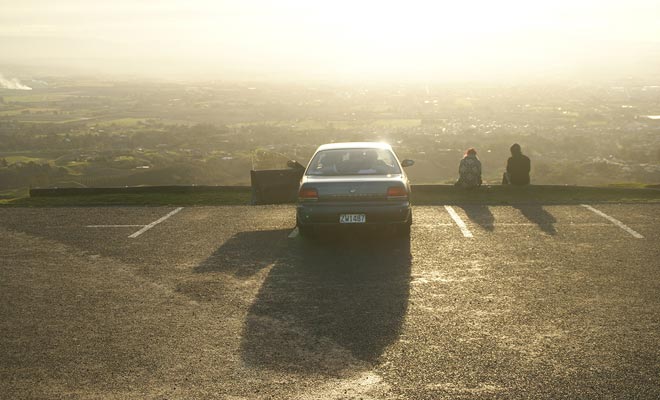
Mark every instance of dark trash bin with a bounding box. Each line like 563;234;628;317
250;163;304;204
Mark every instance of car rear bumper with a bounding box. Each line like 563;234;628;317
297;201;411;226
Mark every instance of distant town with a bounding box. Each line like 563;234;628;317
1;77;659;195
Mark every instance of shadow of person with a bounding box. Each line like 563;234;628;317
458;205;495;231
239;230;412;375
512;204;557;235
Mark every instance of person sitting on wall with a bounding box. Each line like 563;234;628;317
502;143;531;185
454;148;482;188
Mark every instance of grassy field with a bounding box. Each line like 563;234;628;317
96;117;149;127
2;94;72;103
0;185;658;207
0;187;30;201
228;118;423;131
2;155;51;164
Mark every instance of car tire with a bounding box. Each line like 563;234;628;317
298;224;313;237
396;212;413;236
396;223;411;237
296;217;314;238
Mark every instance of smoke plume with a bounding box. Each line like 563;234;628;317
0;73;32;90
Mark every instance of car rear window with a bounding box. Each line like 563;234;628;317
306;148;402;176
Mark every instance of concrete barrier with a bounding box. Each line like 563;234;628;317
28;184;660;205
30;185;251;197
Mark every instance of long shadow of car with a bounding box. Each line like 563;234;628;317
240;231;412;374
191;227;412;375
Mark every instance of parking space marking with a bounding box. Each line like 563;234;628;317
581;204;644;239
444;205;474;238
128;207;184;239
288;227;299;238
86;225;144;228
496;222;608;226
416;223;454;227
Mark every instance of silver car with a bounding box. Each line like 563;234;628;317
296;142;414;236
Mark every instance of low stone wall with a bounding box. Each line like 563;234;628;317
30;185;251;197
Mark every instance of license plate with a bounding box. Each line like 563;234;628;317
339;214;366;224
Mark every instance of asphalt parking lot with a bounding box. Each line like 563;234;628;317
1;204;659;399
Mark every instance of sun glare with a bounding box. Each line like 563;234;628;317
1;0;659;81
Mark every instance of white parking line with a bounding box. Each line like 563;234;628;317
288;227;299;238
416;223;454;227
581;204;644;239
444;205;473;238
86;225;144;228
128;207;184;239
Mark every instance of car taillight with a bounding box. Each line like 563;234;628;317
387;186;408;198
299;187;318;200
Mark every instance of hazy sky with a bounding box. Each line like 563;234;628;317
2;0;660;82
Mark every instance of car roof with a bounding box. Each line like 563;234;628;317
316;142;393;151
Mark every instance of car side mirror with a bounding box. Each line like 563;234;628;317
401;159;415;168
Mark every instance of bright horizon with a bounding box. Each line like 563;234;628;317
2;0;660;82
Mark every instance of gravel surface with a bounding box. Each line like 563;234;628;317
1;204;659;399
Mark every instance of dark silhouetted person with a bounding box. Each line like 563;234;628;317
503;143;530;185
455;148;482;188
